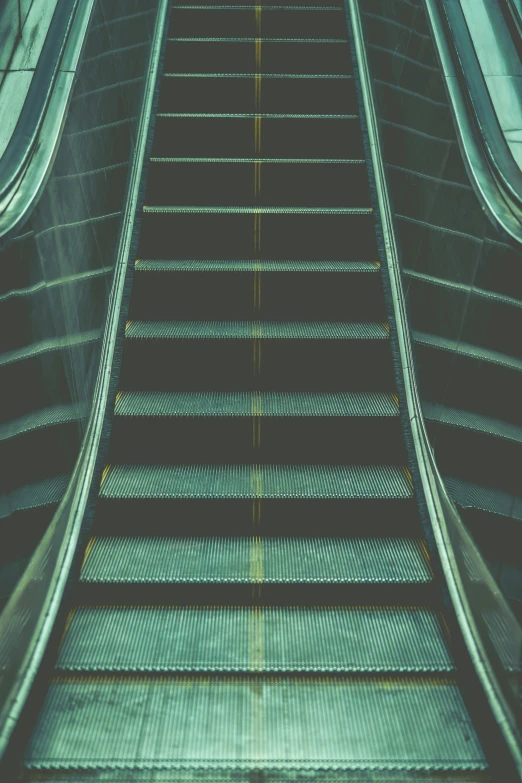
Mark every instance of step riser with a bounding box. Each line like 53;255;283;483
157;76;358;115
129;270;385;320
145;162;371;209
108;416;405;464
119;338;395;390
137;213;378;260
151;117;365;160
170;9;348;41
92;498;421;537
164;41;353;77
75;582;439;608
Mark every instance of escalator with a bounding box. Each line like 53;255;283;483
11;0;497;778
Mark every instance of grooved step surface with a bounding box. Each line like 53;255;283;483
80;537;431;584
99;464;413;499
25;677;485;770
114;391;399;417
125;321;388;339
135;259;379;272
58;606;453;672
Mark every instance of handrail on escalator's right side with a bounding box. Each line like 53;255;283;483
350;0;522;778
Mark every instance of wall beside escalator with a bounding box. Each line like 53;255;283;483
0;0;158;609
360;0;522;618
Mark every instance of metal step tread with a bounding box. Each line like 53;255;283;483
99;464;413;500
143;205;372;214
25;676;485;771
114;391;399;418
80;536;430;584
150;156;364;163
125;321;388;340
423;401;522;444
134;259;379;272
163;73;352;79
57;605;453;673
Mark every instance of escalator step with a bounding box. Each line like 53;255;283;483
151;115;364;159
135;259;378;271
144;161;370;208
25;676;485;771
138;212;377;259
109;392;404;464
158;74;357;114
99;464;412;499
165;40;352;76
129;263;386;320
57;605;453;673
170;8;348;40
114;391;399;417
81;536;429;584
125;320;387;340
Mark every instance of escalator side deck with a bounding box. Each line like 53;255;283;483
21;1;488;778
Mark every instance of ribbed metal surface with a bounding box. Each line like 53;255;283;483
125;320;388;340
115;391;399;417
81;537;431;584
136;259;379;272
25;676;485;770
58;606;453;672
100;464;413;499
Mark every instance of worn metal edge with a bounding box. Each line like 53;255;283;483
0;0;171;761
348;0;522;777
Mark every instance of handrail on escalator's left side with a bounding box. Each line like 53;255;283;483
349;0;522;778
0;0;171;767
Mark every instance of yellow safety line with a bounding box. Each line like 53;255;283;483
80;536;96;572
